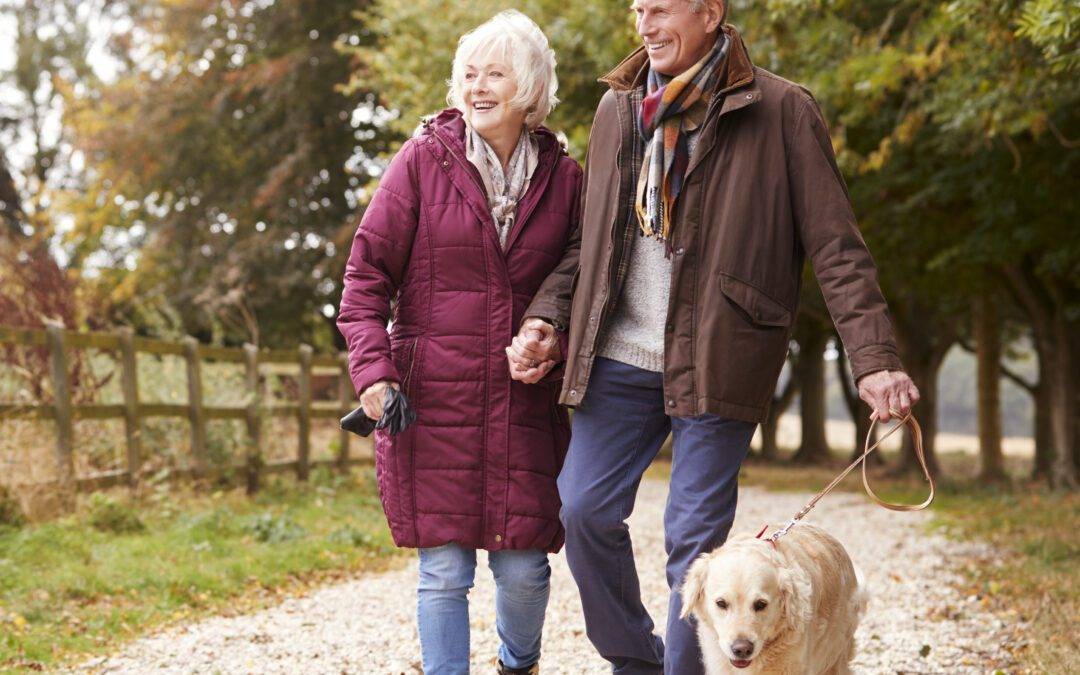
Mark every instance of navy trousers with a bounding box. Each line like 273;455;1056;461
557;357;756;675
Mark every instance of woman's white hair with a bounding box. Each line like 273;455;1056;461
447;10;559;130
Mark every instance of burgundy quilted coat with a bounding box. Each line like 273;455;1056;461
337;108;581;553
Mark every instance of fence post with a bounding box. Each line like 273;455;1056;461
297;344;313;481
118;327;141;488
182;336;208;480
337;352;351;472
46;324;76;510
243;343;262;495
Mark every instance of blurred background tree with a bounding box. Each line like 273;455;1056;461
0;0;1076;487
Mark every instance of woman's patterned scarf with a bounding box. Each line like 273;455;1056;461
635;33;730;249
466;125;538;249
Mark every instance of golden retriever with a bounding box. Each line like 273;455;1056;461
680;524;866;674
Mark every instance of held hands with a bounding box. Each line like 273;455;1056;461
857;370;920;422
506;318;561;384
360;380;400;420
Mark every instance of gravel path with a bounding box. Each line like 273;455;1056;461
72;480;1018;674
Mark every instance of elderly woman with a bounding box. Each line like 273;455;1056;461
336;10;580;675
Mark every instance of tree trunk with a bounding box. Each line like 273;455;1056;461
976;294;1007;482
895;348;945;477
1003;262;1078;490
835;341;881;463
791;328;832;465
1025;346;1054;482
761;361;798;461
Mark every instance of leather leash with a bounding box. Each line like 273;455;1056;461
759;408;936;544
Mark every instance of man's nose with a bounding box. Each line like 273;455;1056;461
637;13;654;38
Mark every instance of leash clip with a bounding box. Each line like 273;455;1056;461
769;518;797;543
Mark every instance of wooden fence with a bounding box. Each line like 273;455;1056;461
0;324;365;506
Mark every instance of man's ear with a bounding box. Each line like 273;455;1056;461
680;553;713;619
705;0;725;33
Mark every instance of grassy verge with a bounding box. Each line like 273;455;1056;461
0;467;404;673
656;452;1077;674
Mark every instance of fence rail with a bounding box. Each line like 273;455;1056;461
0;324;363;506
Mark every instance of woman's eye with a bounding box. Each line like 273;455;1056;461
490;71;503;78
753;600;768;612
465;73;476;80
716;599;728;610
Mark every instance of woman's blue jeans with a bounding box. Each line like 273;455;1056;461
417;543;550;674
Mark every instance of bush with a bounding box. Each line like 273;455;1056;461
245;512;305;543
0;484;25;527
327;525;374;548
87;494;146;534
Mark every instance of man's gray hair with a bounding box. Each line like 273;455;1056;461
688;0;728;24
447;10;559;130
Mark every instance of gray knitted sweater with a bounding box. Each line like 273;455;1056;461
597;131;703;372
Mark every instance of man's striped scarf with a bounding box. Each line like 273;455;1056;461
635;33;730;250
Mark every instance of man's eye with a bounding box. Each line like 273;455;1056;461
716;599;728;610
465;73;476;80
490;71;503;77
753;599;768;612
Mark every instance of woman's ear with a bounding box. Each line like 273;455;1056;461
680;553;713;620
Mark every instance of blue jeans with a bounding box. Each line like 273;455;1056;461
417;543;550;674
558;357;756;675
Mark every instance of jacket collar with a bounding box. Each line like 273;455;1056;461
423;107;564;160
599;24;756;96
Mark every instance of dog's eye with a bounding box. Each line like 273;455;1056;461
753;599;768;612
715;599;728;610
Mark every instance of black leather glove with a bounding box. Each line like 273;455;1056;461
340;387;417;437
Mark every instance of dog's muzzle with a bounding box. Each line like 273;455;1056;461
729;638;755;668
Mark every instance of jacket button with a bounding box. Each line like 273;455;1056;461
570;389;578;397
666;323;674;332
667;399;676;407
589;315;596;324
495;534;503;542
675;247;685;255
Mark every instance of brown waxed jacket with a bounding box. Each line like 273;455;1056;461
525;26;903;423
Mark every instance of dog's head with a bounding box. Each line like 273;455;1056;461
680;536;811;670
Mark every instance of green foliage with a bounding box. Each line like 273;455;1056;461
244;512;306;543
0;469;401;669
343;0;639;157
86;494;146;534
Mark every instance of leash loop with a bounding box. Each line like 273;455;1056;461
765;408;935;543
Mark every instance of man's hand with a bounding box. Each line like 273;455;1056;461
857;370;919;422
360;380;400;420
506;318;561;384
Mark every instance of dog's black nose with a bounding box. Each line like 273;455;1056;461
731;638;754;659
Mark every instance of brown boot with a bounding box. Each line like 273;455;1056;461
495;658;538;674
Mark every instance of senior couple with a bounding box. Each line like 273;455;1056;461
337;2;918;673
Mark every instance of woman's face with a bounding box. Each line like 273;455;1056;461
462;54;527;138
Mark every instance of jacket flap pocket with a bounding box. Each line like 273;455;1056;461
719;274;792;328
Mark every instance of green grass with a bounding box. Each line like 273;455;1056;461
0;467;404;672
654;452;1077;674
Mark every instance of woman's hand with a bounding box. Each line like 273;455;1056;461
360;380;400;420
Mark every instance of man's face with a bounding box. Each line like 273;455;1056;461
632;0;723;76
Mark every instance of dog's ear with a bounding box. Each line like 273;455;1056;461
680;553;713;620
778;564;813;636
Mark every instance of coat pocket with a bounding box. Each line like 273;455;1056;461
718;274;793;328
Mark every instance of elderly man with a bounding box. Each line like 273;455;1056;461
506;0;918;673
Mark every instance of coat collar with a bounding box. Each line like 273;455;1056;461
422;107;564;160
599;24;756;97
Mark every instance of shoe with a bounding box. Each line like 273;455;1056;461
495;658;539;674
